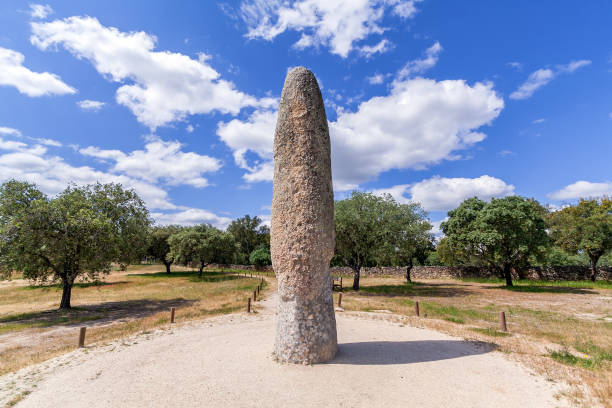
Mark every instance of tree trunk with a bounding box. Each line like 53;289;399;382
352;265;361;291
588;255;599;282
503;263;513;287
198;263;205;278
406;258;413;283
163;260;172;274
59;280;73;309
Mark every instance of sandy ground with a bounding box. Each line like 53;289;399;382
1;292;571;408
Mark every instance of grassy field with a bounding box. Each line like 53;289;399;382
0;265;267;376
332;276;612;406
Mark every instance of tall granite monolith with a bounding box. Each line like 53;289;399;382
271;67;337;364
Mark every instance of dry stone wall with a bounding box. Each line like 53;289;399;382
206;264;610;281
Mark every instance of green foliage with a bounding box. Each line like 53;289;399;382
441;196;549;286
334;192;433;288
148;225;184;272
168;225;236;274
249;246;271;267
548;197;612;280
469;327;511;337
0;180;151;308
227;215;269;264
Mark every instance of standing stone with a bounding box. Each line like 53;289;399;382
271;67;337;364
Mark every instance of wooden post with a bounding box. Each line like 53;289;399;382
338;292;342;307
170;307;176;324
247;297;251;313
415;301;420;317
257;284;261;295
253;290;257;302
500;311;507;332
340;276;343;291
78;327;86;348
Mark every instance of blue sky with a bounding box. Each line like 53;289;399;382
0;1;610;232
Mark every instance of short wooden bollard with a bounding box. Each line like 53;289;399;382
415;301;420;317
253;290;257;302
78;327;86;348
338;292;342;307
500;311;507;332
170;307;176;324
340;276;343;290
247;297;251;313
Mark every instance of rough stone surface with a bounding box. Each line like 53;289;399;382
270;66;337;364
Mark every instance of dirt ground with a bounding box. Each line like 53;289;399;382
1;292;571;408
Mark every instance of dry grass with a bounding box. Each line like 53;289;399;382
334;276;612;407
0;265;267;376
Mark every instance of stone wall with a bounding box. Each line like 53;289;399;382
329;265;611;281
204;263;611;281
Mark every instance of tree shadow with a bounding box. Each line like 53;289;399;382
128;270;244;283
0;298;196;329
328;340;494;365
21;281;129;291
487;285;597;294
349;283;472;298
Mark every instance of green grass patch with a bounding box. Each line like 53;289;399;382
459;277;612;290
550;350;595;369
444;316;465;324
422;302;488;322
469;327;511;337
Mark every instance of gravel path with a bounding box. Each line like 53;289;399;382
2;292;570;408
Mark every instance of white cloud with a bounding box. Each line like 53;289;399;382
33;137;62;147
29;4;53;19
360;39;392;57
497;150;514;157
532;118;546;124
31;16;275;129
510;60;591;100
80;138;222;188
217;109;276;182
0;127;22;137
372;175;515;212
429;217;447;238
367;73;384;84
186;124;194;133
240;0;420;58
150;208;232;229
608;112;612;119
548;181;612;200
398;41;442;78
217;76;503;190
0;47;76;97
77;99;105;111
507;62;522;71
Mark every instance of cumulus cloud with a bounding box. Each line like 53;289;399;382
372;175;515;212
548;181;612;200
360;39;393;58
217;76;503;190
0;127;22;137
29;4;53;19
80;138;222;188
398;41;442;78
367;73;384;84
31;16;275;129
150;208;232;229
77;99;105;111
0;47;76;97
240;0;420;58
510;60;591;100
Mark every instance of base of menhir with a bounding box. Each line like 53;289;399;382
274;289;338;364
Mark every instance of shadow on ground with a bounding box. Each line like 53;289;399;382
329;340;494;365
128;270;244;283
486;285;597;294
349;283;472;298
0;298;196;329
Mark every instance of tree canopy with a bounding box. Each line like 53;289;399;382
168;225;236;276
0;180;150;308
227;215;269;264
148;225;184;273
334;192;433;289
441;196;549;286
548;197;611;281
